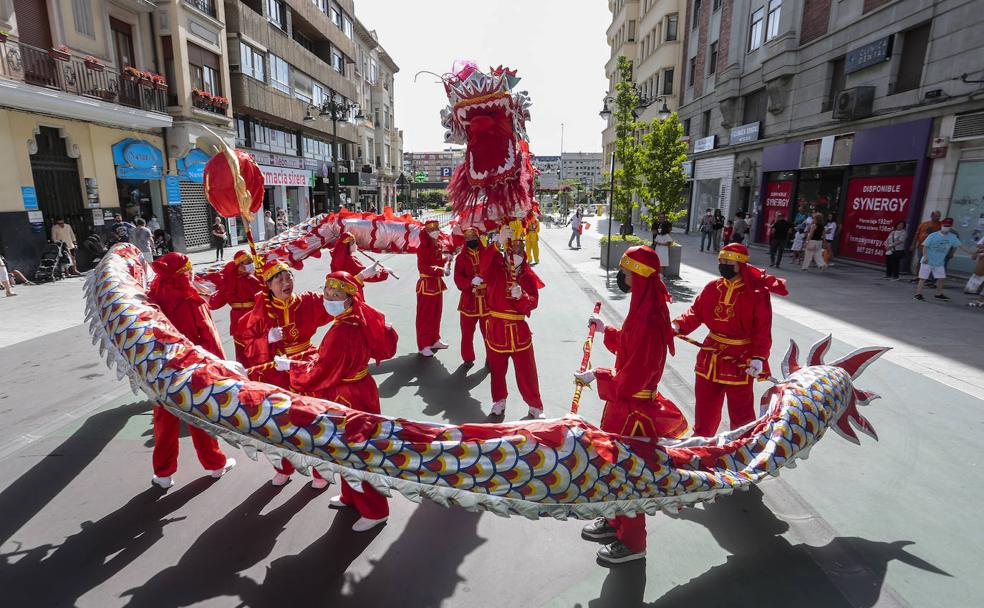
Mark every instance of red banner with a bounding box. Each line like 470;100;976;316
758;181;793;243
839;175;914;263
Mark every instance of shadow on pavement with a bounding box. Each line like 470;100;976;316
0;400;152;548
121;483;315;607
585;486;950;608
375;353;489;424
0;478;213;607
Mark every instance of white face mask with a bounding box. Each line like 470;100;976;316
941;227;951;234
512;254;524;267
243;263;255;274
324;299;349;315
428;230;440;239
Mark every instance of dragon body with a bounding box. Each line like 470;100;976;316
85;239;888;520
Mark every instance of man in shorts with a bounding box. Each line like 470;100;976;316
915;218;972;302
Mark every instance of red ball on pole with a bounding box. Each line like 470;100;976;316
203;147;264;219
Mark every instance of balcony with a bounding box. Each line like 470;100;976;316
0;41;168;116
187;0;217;18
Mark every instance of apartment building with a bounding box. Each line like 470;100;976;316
533;153;605;190
404;150;465;183
677;0;984;273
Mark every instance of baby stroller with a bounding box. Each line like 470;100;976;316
35;241;69;283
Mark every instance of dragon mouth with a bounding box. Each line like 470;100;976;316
455;95;518;183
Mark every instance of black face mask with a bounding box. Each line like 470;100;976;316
465;240;479;249
616;269;631;293
718;264;738;280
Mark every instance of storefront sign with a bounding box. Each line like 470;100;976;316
730;122;760;145
682;160;693;179
846;35;893;74
27;210;43;223
694;136;716;153
177;148;211;183
250;150;304;169
763;181;793;221
839;175;914;263
21;186;37;210
165;176;182;205
259;165;313;187
92;209;104;226
112;139;164;180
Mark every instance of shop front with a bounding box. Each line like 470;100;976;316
170;147;213;251
944;151;984;276
758;119;933;265
258;164;313;234
112;139;165;243
687;151;735;233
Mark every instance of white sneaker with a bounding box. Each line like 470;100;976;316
311;477;329;490
419;347;435;357
527;408;545;419
328;495;351;508
271;472;291;486
490;400;506;416
352;516;387;532
152;475;174;489
210;457;236;478
431;340;449;350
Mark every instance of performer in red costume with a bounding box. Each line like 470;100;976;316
276;271;398;531
453;226;488;366
236;258;332;487
673;243;788;437
329;229;388;290
573;246;688;565
147;252;236;489
482;227;545;419
416;219;449;357
209;250;264;364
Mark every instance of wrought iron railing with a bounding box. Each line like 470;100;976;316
0;40;168;114
188;0;217;18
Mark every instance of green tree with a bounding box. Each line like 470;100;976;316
611;56;643;233
639;112;689;226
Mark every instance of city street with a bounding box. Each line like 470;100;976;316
0;218;980;608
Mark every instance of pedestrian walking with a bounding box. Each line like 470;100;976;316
146;215;161;233
768;214;792;268
801;213;827;271
883;220;907;280
711;209;724;251
911;210;942;280
698;209;714;252
914;218;974;302
822;216;838;266
732;212;750;245
0;255;16;297
790;227;806;264
568;209;583;249
264;210;276;240
131;218;154;261
651;222;673;268
276;208;289;233
51;217;80;276
210;217;227;262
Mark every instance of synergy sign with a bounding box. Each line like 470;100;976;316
838;175;913;263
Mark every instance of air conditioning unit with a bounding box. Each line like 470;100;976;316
832;86;875;120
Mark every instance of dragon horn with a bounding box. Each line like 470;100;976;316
781;339;800;378
807;334;833;366
830;346;891;380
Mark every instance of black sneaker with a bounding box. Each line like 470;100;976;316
934;294;951;302
596;540;646;566
581;517;617;542
914;294;925;301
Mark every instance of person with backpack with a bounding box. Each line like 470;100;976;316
698;209;714;252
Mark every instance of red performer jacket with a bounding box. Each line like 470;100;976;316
148;253;225;358
416;232;447;296
480;246;543;353
673;277;773;384
453;245;487;317
236;291;330;384
329;233;388;283
210;263;264;343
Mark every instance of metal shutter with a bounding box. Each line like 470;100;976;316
952;112;984;142
179;182;212;249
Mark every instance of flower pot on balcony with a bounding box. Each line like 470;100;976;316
49;49;70;62
84;60;104;72
0;34;9;44
152;81;167;91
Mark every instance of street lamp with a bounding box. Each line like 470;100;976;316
304;92;364;212
599;91;672;120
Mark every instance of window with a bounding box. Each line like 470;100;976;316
713;0;722;10
742;88;767;133
708;42;718;75
303;136;331;160
293;30;315;53
702;110;711;136
688;57;696;86
235;118;247;147
330;6;342;29
331;49;344;74
370;60;378;84
666;14;678;41
628;20;636;41
384;107;390;129
749;7;764;51
384;144;390;167
343;15;353;38
72;0;94;37
662;68;674;95
313;82;326;104
253;123;297;155
188;43;221;94
265;0;286;29
269;54;290;93
894;22;931;93
825;57;846;111
692;0;701;29
111;18;135;68
683;118;691;136
766;0;782;41
293;71;313;103
315;0;328;12
240;42;265;82
162;36;177;105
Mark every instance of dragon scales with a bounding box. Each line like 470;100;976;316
85;236;889;521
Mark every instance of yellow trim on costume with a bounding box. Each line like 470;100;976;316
719;250;749;263
341;368;369;382
708;332;751;346
284;340;312;355
721;278;744;305
230;302;255;310
424;220;440;229
456;91;510;108
325;277;358;296
619;256;657;278
631;389;656;399
181;260;193;273
270;294;297;324
262;261;291;281
490;311;524;321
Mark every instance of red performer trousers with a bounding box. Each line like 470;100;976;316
693;376;756;437
416;292;443;350
339;478;389;520
607;514;646;553
459;314;486;363
487;347;543;409
152;405;227;477
273;459;324;480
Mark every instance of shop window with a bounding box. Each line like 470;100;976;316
766;0;782;41
663;68;674;95
708;42;718;76
749;7;764;51
240;42;266;82
893;22;931;94
666;14;678;41
824;57;846;112
946;157;984;275
270;54;290;93
189;43;222;95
